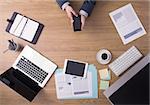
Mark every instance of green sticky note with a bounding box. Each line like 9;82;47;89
99;69;111;81
100;80;109;90
105;70;111;80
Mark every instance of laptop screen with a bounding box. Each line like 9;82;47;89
109;63;149;104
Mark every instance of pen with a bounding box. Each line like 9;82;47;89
8;40;13;47
11;39;16;48
11;39;14;43
19;19;28;37
8;40;14;47
3;49;9;53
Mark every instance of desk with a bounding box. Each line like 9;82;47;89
0;0;149;105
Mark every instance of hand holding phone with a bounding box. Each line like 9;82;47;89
73;15;81;32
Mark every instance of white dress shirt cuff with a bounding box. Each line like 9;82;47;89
62;2;70;10
79;10;88;17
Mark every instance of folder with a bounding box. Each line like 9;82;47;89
55;64;98;99
6;12;44;44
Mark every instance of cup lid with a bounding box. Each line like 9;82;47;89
96;49;112;65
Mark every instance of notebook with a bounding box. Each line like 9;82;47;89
6;12;44;44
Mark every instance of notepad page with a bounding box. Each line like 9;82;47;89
9;14;22;35
20;19;39;42
13;17;28;37
9;14;28;37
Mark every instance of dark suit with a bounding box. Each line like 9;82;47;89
56;0;96;17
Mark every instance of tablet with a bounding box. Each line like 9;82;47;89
63;59;88;78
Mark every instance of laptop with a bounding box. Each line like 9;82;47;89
0;45;57;101
103;53;150;105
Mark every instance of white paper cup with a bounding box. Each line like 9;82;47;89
96;49;112;65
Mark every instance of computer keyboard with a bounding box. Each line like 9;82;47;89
109;46;142;76
16;56;48;83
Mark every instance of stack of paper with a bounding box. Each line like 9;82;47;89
99;68;111;90
54;64;98;99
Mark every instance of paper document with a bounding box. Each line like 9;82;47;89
55;74;73;98
55;64;98;99
109;3;146;44
55;70;93;99
71;72;92;97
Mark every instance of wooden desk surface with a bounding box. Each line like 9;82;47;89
0;0;149;105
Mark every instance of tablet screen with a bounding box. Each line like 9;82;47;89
65;60;85;77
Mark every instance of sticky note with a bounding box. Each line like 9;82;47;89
100;80;109;90
99;68;111;80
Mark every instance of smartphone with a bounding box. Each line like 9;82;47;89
73;15;81;32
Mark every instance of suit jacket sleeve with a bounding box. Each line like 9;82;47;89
80;0;96;17
56;0;69;10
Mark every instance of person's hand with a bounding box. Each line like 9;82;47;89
80;15;86;30
65;5;78;24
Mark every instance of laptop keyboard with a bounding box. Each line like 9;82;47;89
16;56;48;83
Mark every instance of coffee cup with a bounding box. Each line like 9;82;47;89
96;49;112;65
